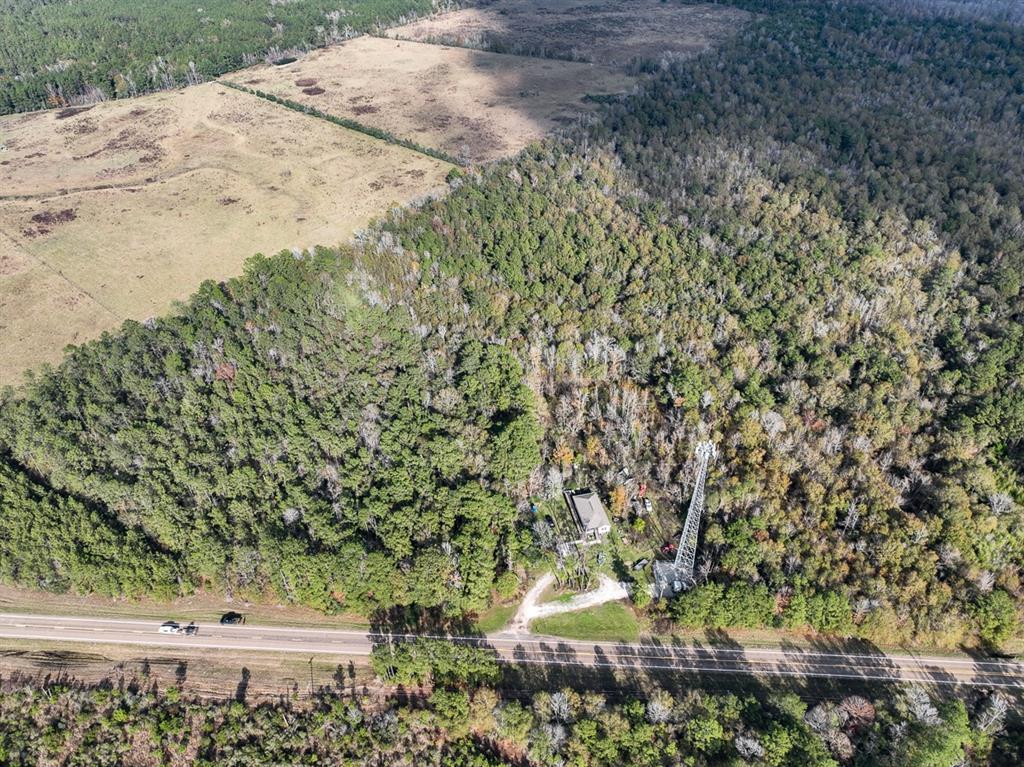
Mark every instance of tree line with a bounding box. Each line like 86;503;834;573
0;670;1013;766
0;0;433;114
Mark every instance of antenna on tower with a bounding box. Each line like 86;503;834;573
654;440;717;597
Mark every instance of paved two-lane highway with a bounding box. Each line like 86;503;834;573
0;613;1021;688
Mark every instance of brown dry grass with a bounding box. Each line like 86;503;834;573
222;35;634;164
387;0;753;66
0;638;383;702
0;83;450;387
0;583;386;700
0;231;117;384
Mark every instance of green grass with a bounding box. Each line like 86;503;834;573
531;602;640;642
474;603;517;634
538;584;576;604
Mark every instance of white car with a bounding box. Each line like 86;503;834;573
158;621;198;635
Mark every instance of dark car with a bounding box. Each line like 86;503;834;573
183;622;199;635
220;612;245;625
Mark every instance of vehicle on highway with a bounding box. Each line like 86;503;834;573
220;612;245;625
158;620;199;635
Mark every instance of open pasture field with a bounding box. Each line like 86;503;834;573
387;0;753;66
222;35;634;164
0;83;450;386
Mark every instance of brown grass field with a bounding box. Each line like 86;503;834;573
0;638;385;703
221;35;635;164
387;0;753;66
0;2;748;387
0;83;450;387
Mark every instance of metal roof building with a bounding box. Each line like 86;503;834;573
563;489;611;542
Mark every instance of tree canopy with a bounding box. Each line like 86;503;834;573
0;0;1021;647
0;0;432;114
0;249;540;614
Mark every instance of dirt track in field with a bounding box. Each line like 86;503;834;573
0;83;449;386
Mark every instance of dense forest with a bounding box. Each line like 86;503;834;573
603;0;1023;644
0;250;540;614
0;671;1015;766
354;0;1024;645
0;0;432;114
0;0;1022;650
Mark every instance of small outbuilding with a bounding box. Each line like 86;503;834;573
563;488;611;542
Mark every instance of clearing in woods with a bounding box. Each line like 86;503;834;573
221;35;635;164
0;83;450;386
386;0;753;66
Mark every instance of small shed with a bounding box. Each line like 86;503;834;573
563;488;611;542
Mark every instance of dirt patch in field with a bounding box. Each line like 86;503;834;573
23;207;77;237
388;0;752;66
302;86;326;95
222;36;633;163
0;84;450;386
56;105;94;120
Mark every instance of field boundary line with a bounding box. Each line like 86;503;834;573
376;30;592;66
221;81;462;166
0;165;204;202
0;229;121;321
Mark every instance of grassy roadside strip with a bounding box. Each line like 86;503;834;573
0;585;371;631
221;80;462;166
474;603;517;634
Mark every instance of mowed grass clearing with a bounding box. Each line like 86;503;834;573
0;83;450;386
532;602;640;642
222;35;634;164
